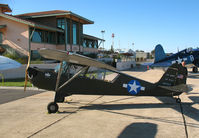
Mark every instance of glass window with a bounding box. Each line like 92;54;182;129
83;40;87;47
47;32;56;44
57;32;65;44
57;18;65;29
79;24;83;45
32;30;42;43
94;41;98;48
67;21;70;44
65;21;68;44
88;41;92;48
73;23;77;45
81;67;119;82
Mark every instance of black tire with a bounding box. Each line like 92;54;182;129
192;67;198;73
176;98;181;103
47;102;58;113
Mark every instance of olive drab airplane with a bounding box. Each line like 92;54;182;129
150;44;199;73
24;48;188;113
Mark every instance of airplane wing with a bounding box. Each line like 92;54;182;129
150;61;172;68
39;48;118;72
0;56;21;71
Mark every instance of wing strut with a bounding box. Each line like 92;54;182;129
57;66;89;92
55;61;63;92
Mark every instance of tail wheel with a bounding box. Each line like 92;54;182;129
47;102;58;113
176;98;181;103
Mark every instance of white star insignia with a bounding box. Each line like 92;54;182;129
172;57;183;64
128;81;140;93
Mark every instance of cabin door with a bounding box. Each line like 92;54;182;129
0;32;2;44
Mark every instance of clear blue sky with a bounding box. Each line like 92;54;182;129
2;0;199;53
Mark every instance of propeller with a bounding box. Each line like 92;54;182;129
24;53;31;91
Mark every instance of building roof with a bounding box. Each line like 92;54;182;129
15;10;94;24
83;34;104;41
0;4;12;13
0;13;64;32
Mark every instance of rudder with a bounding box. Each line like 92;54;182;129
157;63;187;86
154;44;166;63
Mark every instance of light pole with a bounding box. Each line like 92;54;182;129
132;43;134;50
101;30;105;52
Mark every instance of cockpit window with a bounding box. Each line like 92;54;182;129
54;61;68;74
79;67;119;82
54;61;84;76
55;62;119;82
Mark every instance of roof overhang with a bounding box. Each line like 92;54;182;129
18;12;94;24
83;34;105;41
0;4;12;13
0;13;64;32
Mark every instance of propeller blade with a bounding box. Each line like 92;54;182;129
24;53;30;91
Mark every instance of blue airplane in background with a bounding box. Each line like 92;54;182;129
150;44;199;73
0;56;21;70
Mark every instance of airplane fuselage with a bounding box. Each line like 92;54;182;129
152;48;199;67
28;67;183;99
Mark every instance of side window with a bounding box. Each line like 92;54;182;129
81;67;119;83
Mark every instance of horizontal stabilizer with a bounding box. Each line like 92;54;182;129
154;44;166;63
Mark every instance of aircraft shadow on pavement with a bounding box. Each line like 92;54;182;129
118;122;157;138
156;96;199;123
79;102;199;128
59;96;199;127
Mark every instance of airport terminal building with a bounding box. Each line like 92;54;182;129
0;4;102;58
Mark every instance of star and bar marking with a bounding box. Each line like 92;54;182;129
123;80;145;95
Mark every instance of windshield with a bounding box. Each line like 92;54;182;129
54;61;68;74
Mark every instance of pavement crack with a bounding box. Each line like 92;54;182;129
27;95;104;138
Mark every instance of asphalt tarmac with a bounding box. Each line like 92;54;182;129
0;68;198;138
0;88;44;104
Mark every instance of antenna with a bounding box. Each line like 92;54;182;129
101;30;105;52
111;33;114;52
118;39;120;49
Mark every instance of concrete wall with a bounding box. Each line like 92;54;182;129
83;47;98;53
0;17;29;55
116;61;136;70
31;42;57;50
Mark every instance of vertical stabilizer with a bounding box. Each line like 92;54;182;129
157;63;187;86
154;44;166;63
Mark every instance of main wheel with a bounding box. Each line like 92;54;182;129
176;98;181;103
47;102;58;113
192;67;198;73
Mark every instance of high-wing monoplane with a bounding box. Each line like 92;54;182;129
150;44;199;73
25;48;188;113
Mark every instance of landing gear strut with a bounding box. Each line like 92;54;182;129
47;102;58;113
192;67;198;73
